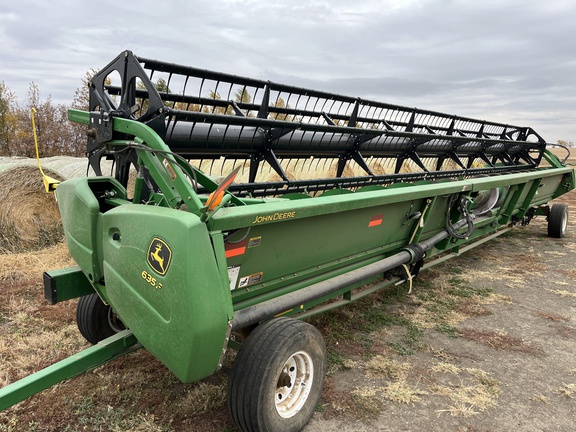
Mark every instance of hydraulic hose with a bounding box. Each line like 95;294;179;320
446;194;475;239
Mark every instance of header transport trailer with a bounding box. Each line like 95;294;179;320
0;51;573;432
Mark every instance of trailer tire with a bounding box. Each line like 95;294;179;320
77;294;125;344
548;203;569;238
228;317;326;432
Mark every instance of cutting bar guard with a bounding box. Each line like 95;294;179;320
89;51;546;197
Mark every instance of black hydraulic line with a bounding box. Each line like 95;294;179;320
231;219;469;331
446;194;475;239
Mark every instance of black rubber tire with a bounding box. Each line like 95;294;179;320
548;203;569;238
228;317;326;432
77;293;124;344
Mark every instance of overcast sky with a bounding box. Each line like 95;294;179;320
1;0;574;142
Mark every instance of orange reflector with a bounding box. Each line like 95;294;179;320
206;190;225;211
368;214;383;227
205;166;241;211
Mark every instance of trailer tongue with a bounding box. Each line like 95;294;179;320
1;50;573;432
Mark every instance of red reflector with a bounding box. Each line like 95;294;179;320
368;214;383;227
225;239;248;258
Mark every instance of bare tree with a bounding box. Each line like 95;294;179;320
0;81;17;156
13;83;83;157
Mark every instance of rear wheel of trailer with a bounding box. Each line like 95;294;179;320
228;317;327;432
548;203;569;238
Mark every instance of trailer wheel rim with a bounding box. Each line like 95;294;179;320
275;350;314;418
562;210;568;235
107;309;125;333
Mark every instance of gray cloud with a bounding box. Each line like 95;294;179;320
0;0;574;142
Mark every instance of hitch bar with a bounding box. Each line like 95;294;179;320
0;330;139;411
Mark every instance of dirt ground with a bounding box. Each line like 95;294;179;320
1;184;575;431
305;189;576;432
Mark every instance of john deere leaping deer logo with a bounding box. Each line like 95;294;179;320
147;237;172;276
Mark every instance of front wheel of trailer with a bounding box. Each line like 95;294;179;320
77;293;125;344
228;317;326;432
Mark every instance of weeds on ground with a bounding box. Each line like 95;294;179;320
432;367;501;417
558;383;576;399
311;256;515;421
458;329;544;356
545;288;576;298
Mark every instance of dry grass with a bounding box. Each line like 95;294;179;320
433;362;461;375
312;251;522;420
559;268;576;279
194;155;427;187
349;387;383;414
0;320;84;384
557;325;576;338
350;361;504;418
406;269;510;331
393;187;576;423
458;329;544;355
432;368;501;417
536;311;570;322
351;381;428;407
364;356;411;379
429;347;455;362
544;288;576;298
379;380;428;404
112;414;167;432
0;242;80;386
0;242;74;282
530;394;549;403
558;384;576;399
178;382;227;416
0;166;63;252
455;300;491;317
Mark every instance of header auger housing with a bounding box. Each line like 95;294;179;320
1;50;573;432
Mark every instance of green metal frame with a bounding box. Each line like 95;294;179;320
43;266;95;304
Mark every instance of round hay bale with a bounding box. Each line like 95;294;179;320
265;168;296;183
370;161;388;176
327;163;355;178
0;166;64;253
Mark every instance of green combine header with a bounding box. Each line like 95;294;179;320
1;50;573;432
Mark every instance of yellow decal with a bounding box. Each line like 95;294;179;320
147;237;172;276
163;158;177;180
141;270;163;290
251;211;296;225
238;272;263;288
248;236;262;248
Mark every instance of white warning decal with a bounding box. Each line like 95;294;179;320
227;265;241;291
238;272;263;288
